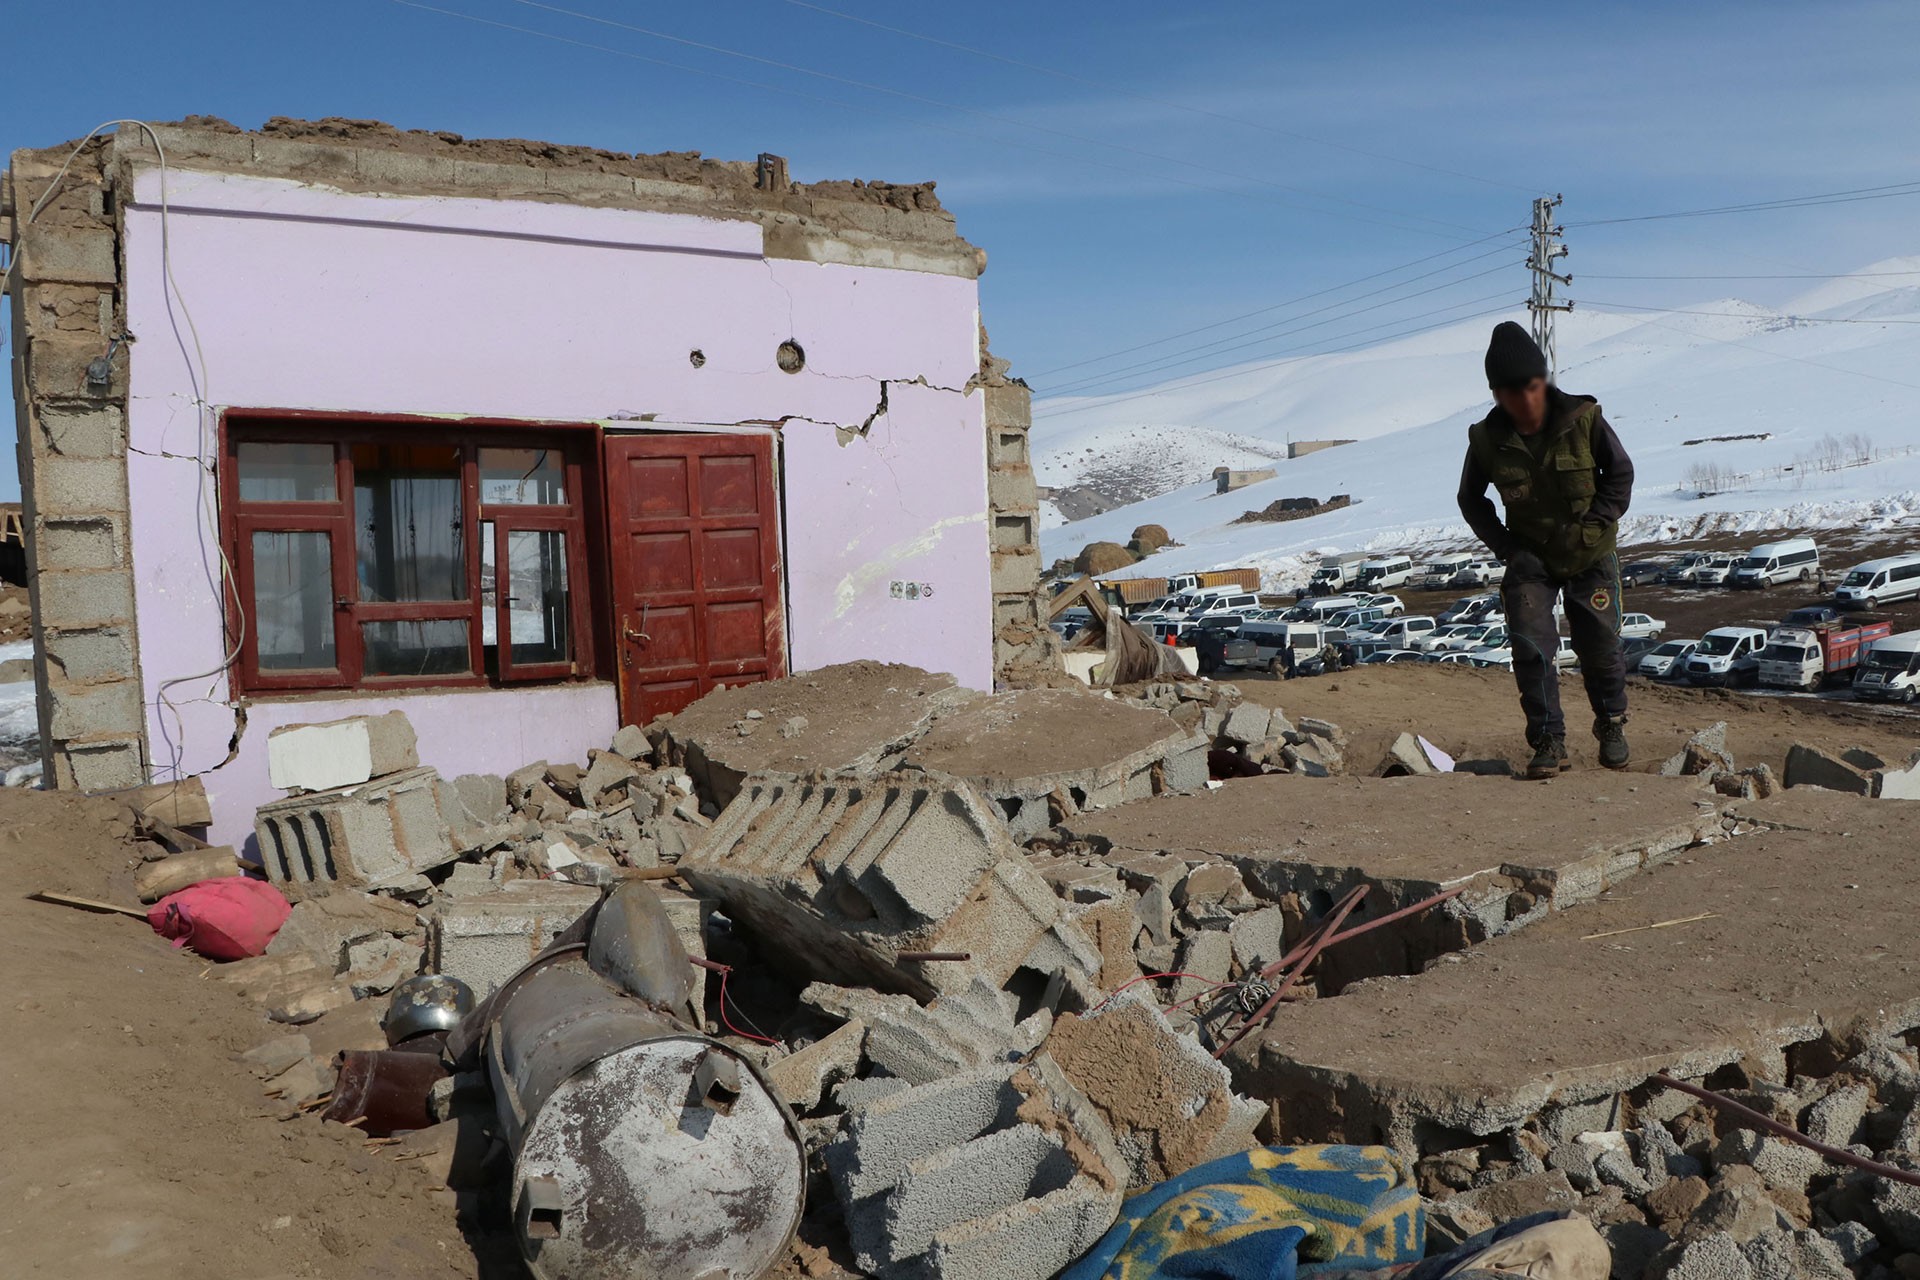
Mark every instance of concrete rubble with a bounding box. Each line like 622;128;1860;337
121;655;1920;1280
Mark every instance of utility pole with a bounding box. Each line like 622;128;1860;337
1526;194;1572;380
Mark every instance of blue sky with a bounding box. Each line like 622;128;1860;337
4;1;1918;498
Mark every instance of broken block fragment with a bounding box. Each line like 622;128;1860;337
254;766;462;891
266;711;420;793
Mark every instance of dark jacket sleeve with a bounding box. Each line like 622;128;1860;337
1585;412;1634;525
1457;447;1513;557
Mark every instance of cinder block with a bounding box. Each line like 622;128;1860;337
20;283;115;343
991;514;1034;550
986;465;1037;516
542;168;639;199
35;405;125;458
353;147;459;189
249;136;361;182
40;626;133;685
47;678;143;739
23;333;126;399
427;881;602;996
452;158;544;192
37;516;122;571
254;765;460;891
34;455;128;514
982;383;1032;432
989;547;1040;596
54;737;145;792
988;428;1029;467
16;228;117;284
267;711;421;792
136;125;257;168
683;773;1067;1000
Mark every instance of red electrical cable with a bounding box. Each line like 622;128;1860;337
689;956;781;1045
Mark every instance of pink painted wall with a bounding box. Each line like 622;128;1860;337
121;169;991;846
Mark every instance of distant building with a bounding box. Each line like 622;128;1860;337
1213;467;1277;494
1287;439;1356;460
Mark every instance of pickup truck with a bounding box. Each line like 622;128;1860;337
1756;619;1893;691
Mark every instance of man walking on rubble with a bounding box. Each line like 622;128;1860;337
1458;321;1635;779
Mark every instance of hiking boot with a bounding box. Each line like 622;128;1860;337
1526;733;1569;779
1595;716;1631;770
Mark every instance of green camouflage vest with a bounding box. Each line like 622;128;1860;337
1467;397;1617;579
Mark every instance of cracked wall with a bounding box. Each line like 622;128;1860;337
7;121;999;840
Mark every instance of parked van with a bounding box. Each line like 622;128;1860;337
1233;620;1326;672
1354;556;1416;591
1835;553;1920;610
1373;616;1438;648
1421;555;1478;588
1299;595;1364;622
1730;537;1820;589
1186;592;1260;619
1853;629;1920;703
1683;626;1770;686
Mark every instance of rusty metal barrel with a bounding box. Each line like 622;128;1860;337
484;960;805;1279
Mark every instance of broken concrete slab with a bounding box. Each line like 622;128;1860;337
1059;771;1726;967
1232;817;1920;1155
766;1018;867;1113
1043;990;1263;1189
661;661;968;809
901;688;1208;842
803;978;1051;1087
255;766;462;891
826;1056;1122;1280
267;711;420;793
682;772;1090;1001
1783;743;1877;796
426;881;601;996
265;891;419;971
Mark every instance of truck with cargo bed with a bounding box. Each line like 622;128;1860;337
1755;618;1891;691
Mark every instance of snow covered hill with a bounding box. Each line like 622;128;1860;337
1034;258;1920;589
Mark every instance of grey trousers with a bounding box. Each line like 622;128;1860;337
1500;551;1628;742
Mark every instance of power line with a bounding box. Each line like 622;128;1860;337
1040;297;1523;419
495;0;1498;239
1571;180;1920;227
1581;269;1920;281
392;0;1432;230
1575;299;1920;326
777;0;1538;195
1043;255;1522;395
1032;228;1523;378
1594;310;1920;395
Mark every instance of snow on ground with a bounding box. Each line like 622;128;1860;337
0;640;39;768
1036;259;1920;588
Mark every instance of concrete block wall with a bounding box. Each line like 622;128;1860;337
979;358;1052;684
4;143;147;791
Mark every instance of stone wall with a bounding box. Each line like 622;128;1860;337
978;342;1055;685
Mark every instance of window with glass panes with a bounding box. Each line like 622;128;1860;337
223;422;597;692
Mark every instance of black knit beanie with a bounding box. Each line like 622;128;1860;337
1484;321;1547;388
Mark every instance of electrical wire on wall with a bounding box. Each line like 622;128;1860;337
11;121;243;790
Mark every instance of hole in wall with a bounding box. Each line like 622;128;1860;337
776;340;806;374
689;349;706;368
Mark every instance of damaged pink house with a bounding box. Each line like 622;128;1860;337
4;119;1047;846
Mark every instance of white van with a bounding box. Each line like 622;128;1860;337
1421;555;1478;588
1854;629;1920;703
1300;595;1364;622
1354;555;1415;591
1835;553;1920;610
1729;537;1820;589
1186;592;1260;619
1235;620;1326;672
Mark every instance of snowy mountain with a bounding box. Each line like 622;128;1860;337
1033;258;1920;589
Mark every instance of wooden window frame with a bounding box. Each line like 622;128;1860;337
222;413;602;696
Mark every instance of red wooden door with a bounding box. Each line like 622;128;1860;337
604;432;785;723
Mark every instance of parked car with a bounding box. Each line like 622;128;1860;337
1434;622;1509;653
1471;638;1575;671
1618;612;1666;641
1432;651;1480;666
1449;559;1506;588
1357;593;1406;617
1619;561;1667;587
1359;649;1426;664
1438;594;1502;626
1657;552;1714;585
1372;615;1437;648
1684;555;1740;588
1637;639;1698;679
1683;626;1770;686
1781;606;1841;628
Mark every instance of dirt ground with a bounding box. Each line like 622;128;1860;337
1235;659;1920;777
0;787;479;1280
